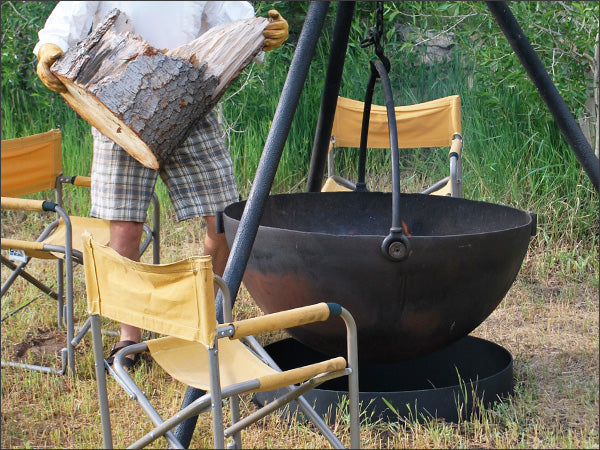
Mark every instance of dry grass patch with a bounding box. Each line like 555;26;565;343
1;211;598;448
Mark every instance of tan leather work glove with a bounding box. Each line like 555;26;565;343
263;9;288;51
36;43;67;93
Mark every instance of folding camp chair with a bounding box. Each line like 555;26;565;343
1;129;160;376
322;95;463;197
82;233;360;449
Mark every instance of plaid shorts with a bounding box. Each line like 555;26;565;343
90;111;238;222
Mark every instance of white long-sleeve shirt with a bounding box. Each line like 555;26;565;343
34;1;256;55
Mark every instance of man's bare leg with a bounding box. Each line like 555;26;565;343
109;220;145;344
203;215;229;278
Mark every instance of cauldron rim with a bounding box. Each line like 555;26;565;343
223;191;534;238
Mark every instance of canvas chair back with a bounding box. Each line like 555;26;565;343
331;94;461;150
324;95;463;196
1;129;63;197
83;233;216;347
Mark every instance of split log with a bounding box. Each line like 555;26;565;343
51;9;269;169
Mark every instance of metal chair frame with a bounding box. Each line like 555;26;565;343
83;235;359;449
1;129;160;376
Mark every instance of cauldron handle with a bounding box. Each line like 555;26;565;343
363;60;410;261
355;67;376;192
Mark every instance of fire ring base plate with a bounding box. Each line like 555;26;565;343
255;335;513;423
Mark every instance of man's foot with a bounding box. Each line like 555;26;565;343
105;340;141;370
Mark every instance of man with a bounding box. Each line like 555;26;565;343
35;1;288;369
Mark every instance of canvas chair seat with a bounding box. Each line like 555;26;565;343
321;176;353;192
44;216;111;258
147;336;346;392
1;215;111;260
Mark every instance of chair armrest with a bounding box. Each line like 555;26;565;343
449;133;463;157
59;175;91;188
0;238;45;252
257;357;347;392
227;302;342;340
72;176;91;188
1;196;57;212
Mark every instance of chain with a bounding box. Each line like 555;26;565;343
359;1;390;73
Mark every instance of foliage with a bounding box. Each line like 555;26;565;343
1;1;58;105
0;1;80;139
2;1;598;124
372;1;598;119
1;1;55;91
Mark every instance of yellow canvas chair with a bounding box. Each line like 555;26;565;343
1;129;160;376
322;95;463;197
82;234;360;449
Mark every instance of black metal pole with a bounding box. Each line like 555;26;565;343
172;4;330;446
219;1;330;312
306;1;356;192
486;1;599;192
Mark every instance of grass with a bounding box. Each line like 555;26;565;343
0;225;598;449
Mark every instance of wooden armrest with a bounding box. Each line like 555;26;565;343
1;238;45;252
1;197;56;212
449;134;463;156
228;302;341;340
256;357;346;392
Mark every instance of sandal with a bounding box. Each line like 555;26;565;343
105;340;141;370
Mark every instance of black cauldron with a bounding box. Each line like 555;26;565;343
223;192;535;361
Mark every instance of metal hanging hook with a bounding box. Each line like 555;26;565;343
373;60;410;262
356;1;392;191
358;3;409;261
359;1;391;73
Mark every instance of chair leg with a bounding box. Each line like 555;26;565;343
341;308;360;449
1;348;67;375
243;336;346;448
151;192;160;264
91;315;113;448
0;256;58;301
0;254;75;376
139;193;161;264
1;257;26;297
208;345;225;449
72;317;92;348
64;256;76;376
111;346;184;448
229;395;242;448
57;259;64;328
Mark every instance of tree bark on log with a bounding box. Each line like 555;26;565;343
51;9;269;169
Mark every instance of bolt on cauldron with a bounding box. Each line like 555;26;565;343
223;191;536;363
